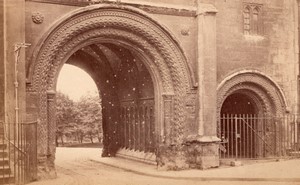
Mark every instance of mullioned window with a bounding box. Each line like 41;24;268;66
243;4;263;35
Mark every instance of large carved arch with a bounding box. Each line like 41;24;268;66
217;70;288;117
26;4;193;176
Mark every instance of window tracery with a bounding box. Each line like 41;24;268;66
243;4;263;35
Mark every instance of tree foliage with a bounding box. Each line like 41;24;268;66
56;91;102;145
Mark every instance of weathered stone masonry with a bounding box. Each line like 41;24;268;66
1;0;299;180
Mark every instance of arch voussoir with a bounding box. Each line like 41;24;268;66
27;6;192;178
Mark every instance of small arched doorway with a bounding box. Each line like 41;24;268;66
217;71;288;159
220;92;259;158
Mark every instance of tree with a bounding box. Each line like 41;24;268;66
76;92;102;143
56;91;77;146
56;91;103;145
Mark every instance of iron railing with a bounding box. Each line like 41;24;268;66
0;121;37;185
219;114;300;159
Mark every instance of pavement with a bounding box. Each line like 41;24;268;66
89;153;300;182
28;147;300;185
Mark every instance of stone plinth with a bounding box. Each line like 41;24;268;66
157;136;220;170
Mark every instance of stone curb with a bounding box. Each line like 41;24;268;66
89;158;300;182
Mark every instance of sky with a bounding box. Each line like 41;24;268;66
57;64;98;101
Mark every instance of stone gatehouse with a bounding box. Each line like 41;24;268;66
1;0;299;180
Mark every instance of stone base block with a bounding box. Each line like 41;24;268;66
230;160;242;166
37;155;57;180
156;141;220;170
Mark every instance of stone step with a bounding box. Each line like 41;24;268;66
0;166;11;175
0;144;7;150
0;158;9;166
0;152;7;158
288;151;300;157
0;175;14;185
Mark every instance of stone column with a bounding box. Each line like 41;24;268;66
197;2;218;140
297;0;300;115
162;94;173;145
46;90;56;178
0;0;4;123
194;2;220;169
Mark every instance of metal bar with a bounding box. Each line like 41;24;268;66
35;121;38;180
145;106;149;152
251;114;254;158
246;114;249;158
227;114;230;158
279;117;282;156
21;123;24;183
148;106;151;152
238;114;241;158
240;117;274;155
222;115;225;158
144;106;147;152
141;107;145;151
223;115;226;158
127;107;130;149
294;115;297;151
243;114;246;158
285;115;287;156
8;122;11;185
136;107;140;151
14;122;16;184
125;107;128;148
1;122;3;185
150;106;154;153
282;116;285;156
131;107;134;150
132;107;136;150
230;114;233;158
235;115;238;160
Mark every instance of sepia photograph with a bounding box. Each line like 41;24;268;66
1;0;300;184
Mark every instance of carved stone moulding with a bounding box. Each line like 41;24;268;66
27;6;195;171
217;70;288;117
27;0;197;17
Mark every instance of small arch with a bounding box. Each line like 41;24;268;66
221;92;259;115
217;70;288;117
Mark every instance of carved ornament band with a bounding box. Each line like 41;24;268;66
26;0;197;17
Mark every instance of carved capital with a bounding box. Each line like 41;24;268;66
47;90;56;101
196;3;218;16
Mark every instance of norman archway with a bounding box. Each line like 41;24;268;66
26;5;193;177
217;70;287;117
217;70;288;158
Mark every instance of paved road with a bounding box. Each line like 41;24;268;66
29;148;300;185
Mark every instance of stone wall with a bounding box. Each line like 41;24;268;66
9;0;299;179
0;0;4;122
3;0;26;124
216;0;299;113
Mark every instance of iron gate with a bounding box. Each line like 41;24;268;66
0;121;37;184
219;114;300;159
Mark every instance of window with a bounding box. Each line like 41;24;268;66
243;4;262;35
